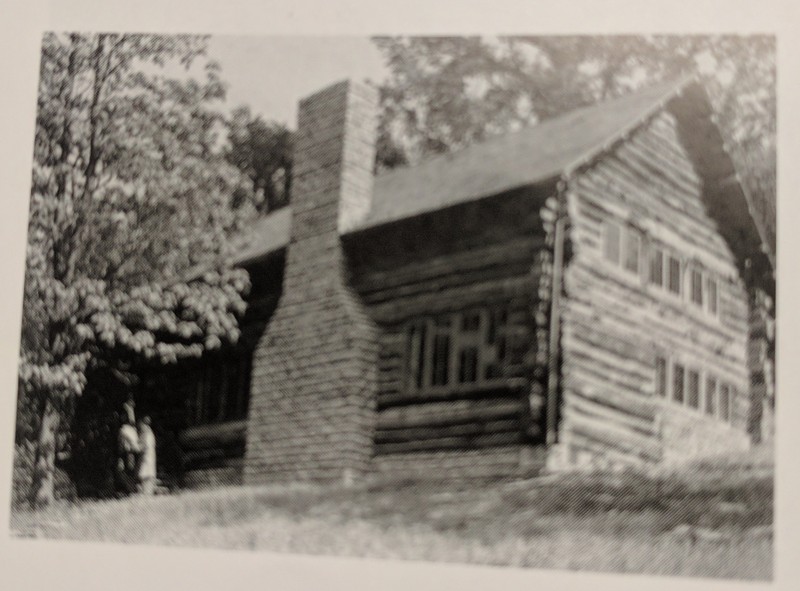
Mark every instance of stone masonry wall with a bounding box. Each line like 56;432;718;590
243;81;379;484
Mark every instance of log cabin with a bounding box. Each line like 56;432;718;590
126;76;774;488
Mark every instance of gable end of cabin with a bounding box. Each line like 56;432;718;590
552;104;754;470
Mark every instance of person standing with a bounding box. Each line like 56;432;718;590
116;409;141;496
137;416;157;495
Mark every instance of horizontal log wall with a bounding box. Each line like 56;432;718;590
182;458;244;489
372;445;546;483
558;110;751;469
347;190;551;478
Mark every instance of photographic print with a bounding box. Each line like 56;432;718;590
8;33;776;581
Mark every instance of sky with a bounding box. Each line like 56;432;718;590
187;36;735;130
207;36;389;127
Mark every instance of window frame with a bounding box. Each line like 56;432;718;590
655;355;668;398
623;227;642;275
654;356;737;427
667;254;682;296
719;383;731;422
603;222;622;266
705;375;717;418
689;266;704;306
672;363;686;404
649;246;664;288
189;351;254;426
705;276;719;317
687;368;701;410
605;222;722;321
406;306;513;395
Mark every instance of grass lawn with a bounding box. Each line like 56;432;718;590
9;449;773;581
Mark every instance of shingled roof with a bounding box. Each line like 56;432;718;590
231;76;717;266
230;207;292;266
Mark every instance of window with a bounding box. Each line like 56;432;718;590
624;229;641;274
690;268;703;306
457;311;481;385
657;359;735;424
407;307;511;392
407;321;427;390
668;255;682;295
462;312;480;332
719;384;731;422
687;369;700;409
458;348;479;383
605;222;643;276
649;248;664;287
190;353;253;425
431;321;452;387
608;224;721;319
655;356;668;397
680;265;720;316
706;277;719;315
705;376;717;417
672;364;685;404
484;308;509;380
604;223;621;264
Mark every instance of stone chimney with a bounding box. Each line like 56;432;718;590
244;80;379;484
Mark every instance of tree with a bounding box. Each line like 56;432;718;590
19;33;250;507
373;35;775;260
224;103;409;203
225;106;293;213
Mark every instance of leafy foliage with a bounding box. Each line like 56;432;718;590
19;33;251;506
224;106;293;213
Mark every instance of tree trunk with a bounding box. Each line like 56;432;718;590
30;396;60;508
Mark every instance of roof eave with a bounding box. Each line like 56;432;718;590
561;73;699;181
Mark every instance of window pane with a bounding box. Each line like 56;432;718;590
204;362;221;423
431;333;451;386
228;355;250;420
459;347;479;383
462;312;480;332
604;223;620;264
655;356;667;397
498;309;508;326
691;269;703;305
193;371;204;423
688;370;700;409
719;384;730;421
624;230;640;273
497;335;507;363
217;362;230;421
434;316;451;328
484;363;501;380
707;277;718;315
486;311;497;345
705;376;717;416
407;322;427;390
415;323;427;389
673;364;685;403
649;249;664;287
668;256;681;294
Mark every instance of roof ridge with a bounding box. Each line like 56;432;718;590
375;75;696;183
232;74;704;263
